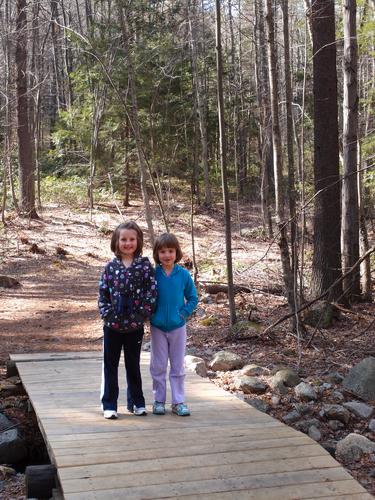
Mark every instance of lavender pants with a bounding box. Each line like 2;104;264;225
150;325;186;404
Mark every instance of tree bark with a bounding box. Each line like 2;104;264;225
16;0;38;218
215;0;236;326
310;0;342;300
341;0;360;302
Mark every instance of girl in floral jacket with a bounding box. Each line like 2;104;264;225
98;221;156;419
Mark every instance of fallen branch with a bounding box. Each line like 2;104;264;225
262;245;375;336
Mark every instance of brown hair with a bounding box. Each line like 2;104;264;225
153;233;183;264
111;221;143;258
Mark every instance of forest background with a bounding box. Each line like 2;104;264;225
0;0;375;496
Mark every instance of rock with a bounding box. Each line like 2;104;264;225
293;403;312;415
295;418;320;433
336;433;375;462
271;395;281;406
244;398;270;413
343;401;373;419
269;377;288;395
308;425;321;441
328;420;345;431
273;369;301;388
0;427;28;464
294;382;317;402
0;276;21;288
342;357;375;402
369;419;375;432
320;404;351;424
322;440;337;457
241;364;269;377
234;376;268;394
321;382;332;390
0;465;16;479
209;351;244;371
326;372;344;384
282;410;301;424
303;300;334;328
331;390;345;403
201;294;213;304
185;355;207;377
142;342;151;352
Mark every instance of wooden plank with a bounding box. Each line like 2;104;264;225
61;462;344;494
55;443;326;468
13;352;370;499
58;454;337;481
61;470;360;499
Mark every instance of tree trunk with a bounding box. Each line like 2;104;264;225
215;0;236;326
16;0;38;219
341;0;360;302
265;0;295;316
310;0;342;300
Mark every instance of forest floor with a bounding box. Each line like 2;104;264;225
0;200;374;498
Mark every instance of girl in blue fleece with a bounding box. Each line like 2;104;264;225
150;233;198;416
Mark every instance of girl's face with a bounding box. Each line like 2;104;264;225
158;247;176;268
118;229;138;259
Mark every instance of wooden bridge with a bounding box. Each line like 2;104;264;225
11;351;372;499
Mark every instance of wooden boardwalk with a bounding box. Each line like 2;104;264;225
11;351;372;500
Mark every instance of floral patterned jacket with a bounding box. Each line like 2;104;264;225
98;256;157;332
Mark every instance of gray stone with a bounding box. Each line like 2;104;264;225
320;404;351;424
241;364;269;377
369;419;375;432
0;428;27;464
321;382;332;390
271;395;281;406
235;376;268;395
328;420;345;431
293;403;312;415
245;398;270;413
142;341;151;352
273;369;301;388
185;355;207;378
326;372;344;384
308;425;321;441
322;440;337;456
209;351;244;371
282;410;301;424
295;418;320;433
342;357;375;402
294;382;318;402
336;433;375;462
331;390;345;403
343;401;373;419
269;377;288;395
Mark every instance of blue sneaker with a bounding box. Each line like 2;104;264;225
152;401;166;415
172;403;190;416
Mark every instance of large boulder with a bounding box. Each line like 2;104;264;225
0;414;27;464
273;369;301;388
234;376;268;395
342;357;375;402
209;351;244;371
343;401;373;419
336;433;375;462
320;404;351;424
185;355;207;377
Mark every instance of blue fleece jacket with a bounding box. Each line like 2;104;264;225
151;264;198;332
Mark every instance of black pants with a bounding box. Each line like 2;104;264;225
101;325;145;411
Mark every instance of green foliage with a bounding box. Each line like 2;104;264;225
40;175;112;207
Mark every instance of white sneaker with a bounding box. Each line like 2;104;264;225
133;406;147;416
103;410;118;419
